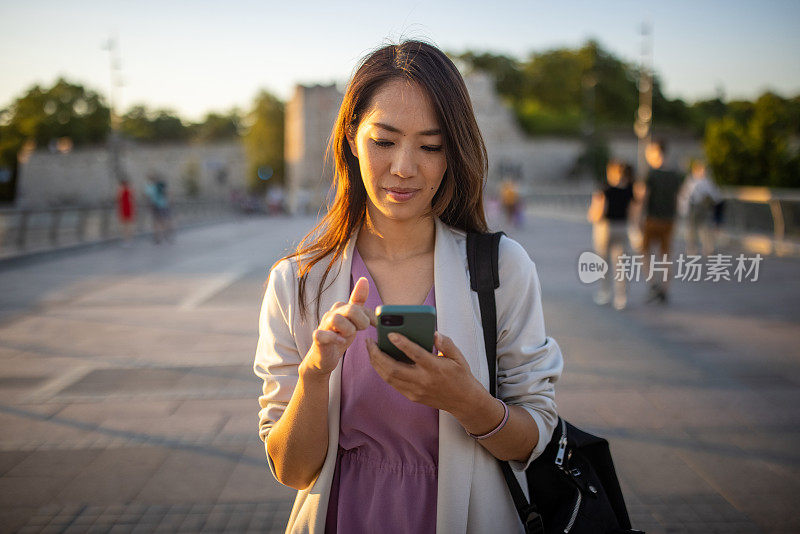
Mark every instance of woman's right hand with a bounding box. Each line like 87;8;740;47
300;276;376;378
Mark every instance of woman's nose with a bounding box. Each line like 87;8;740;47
390;145;417;179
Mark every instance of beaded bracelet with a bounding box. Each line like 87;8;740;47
467;399;509;440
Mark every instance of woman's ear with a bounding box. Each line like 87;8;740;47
346;132;358;160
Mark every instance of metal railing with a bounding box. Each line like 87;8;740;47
0;200;235;259
521;185;800;256
714;187;800;256
2;188;798;260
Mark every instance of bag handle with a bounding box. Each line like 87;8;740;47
466;231;543;534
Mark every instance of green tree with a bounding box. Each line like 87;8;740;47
789;95;800;135
456;40;691;136
452;51;526;100
120;105;189;142
18;78;109;145
0;78;109;148
705;92;800;187
705;116;753;186
688;98;728;135
190;110;243;141
119;105;153;139
243;91;284;193
0;78;110;201
523;47;584;115
579;41;639;126
149;110;189;141
0;118;22;202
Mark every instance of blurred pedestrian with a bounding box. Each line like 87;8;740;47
267;184;286;215
500;180;522;228
635;139;684;303
156;179;174;243
117;179;135;247
678;159;720;256
712;197;726;249
588;160;635;310
145;173;173;244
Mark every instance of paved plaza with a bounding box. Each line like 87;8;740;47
0;211;798;533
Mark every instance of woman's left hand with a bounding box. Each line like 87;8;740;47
366;331;481;414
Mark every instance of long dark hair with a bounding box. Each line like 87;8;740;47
276;39;489;323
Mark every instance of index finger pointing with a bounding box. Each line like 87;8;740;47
349;276;369;305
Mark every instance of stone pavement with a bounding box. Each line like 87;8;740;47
0;212;798;533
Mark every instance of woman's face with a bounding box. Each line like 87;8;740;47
346;78;447;224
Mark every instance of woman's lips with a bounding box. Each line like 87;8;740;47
383;188;419;202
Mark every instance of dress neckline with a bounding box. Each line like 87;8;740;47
352;246;434;307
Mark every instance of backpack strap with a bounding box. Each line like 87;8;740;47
466;231;502;397
466;231;543;534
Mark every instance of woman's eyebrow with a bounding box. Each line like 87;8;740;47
371;122;441;136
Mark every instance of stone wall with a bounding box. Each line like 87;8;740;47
16;140;246;208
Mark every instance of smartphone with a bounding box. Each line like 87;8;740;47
375;305;436;365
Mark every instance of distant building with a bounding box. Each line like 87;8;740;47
16;140;245;208
462;70;529;187
284;83;342;215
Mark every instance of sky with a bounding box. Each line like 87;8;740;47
1;0;799;122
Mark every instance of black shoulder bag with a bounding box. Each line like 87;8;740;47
466;231;644;534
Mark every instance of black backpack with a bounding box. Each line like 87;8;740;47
466;231;644;534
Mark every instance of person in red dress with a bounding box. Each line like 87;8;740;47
117;179;135;246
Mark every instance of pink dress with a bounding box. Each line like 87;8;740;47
324;247;439;533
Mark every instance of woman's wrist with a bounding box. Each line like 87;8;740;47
298;357;332;385
451;380;506;437
467;399;508;440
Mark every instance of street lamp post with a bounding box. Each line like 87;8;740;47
635;21;653;182
103;36;124;189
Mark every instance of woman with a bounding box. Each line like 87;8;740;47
587;160;635;310
678;159;720;256
254;39;563;533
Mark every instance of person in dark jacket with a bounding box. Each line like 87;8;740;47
635;139;683;303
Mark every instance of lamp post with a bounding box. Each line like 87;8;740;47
635;21;653;182
103;36;124;188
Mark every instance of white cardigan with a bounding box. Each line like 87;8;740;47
254;216;564;533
